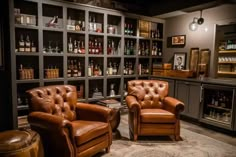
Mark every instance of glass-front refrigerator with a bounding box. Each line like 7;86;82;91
200;84;235;130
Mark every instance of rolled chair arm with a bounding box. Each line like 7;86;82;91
28;112;72;131
126;95;141;112
75;102;113;122
163;97;184;116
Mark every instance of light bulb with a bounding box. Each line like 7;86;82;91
189;22;198;31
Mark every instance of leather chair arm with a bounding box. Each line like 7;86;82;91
126;95;141;112
75;102;113;122
28;112;72;131
163;97;184;116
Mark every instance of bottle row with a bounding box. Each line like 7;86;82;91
17;59;156;80
219;39;236;50
15;32;163;56
14;2;163;37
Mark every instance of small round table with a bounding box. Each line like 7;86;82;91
0;129;44;157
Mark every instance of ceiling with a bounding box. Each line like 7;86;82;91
112;0;235;18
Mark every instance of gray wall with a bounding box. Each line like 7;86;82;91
163;4;236;77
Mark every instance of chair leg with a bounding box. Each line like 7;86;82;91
134;134;138;141
105;146;110;153
174;134;182;141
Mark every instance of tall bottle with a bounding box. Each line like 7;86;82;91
19;34;25;52
68;37;73;53
25;35;31;52
67;60;72;77
77;61;82;77
73;60;78;77
73;40;78;53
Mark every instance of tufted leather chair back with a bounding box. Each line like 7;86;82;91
27;85;77;121
128;80;168;109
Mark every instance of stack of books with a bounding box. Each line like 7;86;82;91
97;99;121;109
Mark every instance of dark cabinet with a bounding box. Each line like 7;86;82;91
175;81;201;119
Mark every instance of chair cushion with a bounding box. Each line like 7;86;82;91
141;109;176;123
71;120;109;146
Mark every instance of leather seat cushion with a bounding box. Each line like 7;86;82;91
71;120;109;146
141;109;176;123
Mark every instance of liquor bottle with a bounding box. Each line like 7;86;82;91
67;60;72;77
25;35;31;52
111;40;115;55
108;62;113;75
80;41;85;54
31;41;36;52
141;42;145;56
130;40;134;55
98;64;102;76
94;39;99;54
130;24;133;36
127;24;130;35
82;21;85;31
93;16;96;32
126;40;130;55
68;37;73;53
89;15;93;32
19;34;25;52
91;41;95;54
73;60;78;77
77;40;81;54
90;60;94;76
107;40;112;55
124;23;128;35
98;42;102;54
113;62;117;75
73;40;78;53
145;41;149;56
88;63;92;77
77;61;82;77
158;48;162;56
89;40;92;54
93;64;99;76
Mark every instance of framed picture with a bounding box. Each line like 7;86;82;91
189;48;200;73
171;35;186;46
173;52;187;70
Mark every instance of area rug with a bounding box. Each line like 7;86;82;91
100;114;236;157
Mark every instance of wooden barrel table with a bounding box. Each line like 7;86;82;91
0;129;44;157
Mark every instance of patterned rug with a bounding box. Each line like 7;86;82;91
98;114;236;157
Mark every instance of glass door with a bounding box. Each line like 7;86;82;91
200;84;235;130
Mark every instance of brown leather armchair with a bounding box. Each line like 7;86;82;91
26;85;113;157
126;80;184;141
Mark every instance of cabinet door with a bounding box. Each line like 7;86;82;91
188;82;201;119
175;81;201;119
175;81;189;116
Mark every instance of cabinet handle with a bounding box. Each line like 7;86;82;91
199;86;203;103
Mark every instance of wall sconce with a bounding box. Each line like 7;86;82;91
189;17;198;31
189;10;204;31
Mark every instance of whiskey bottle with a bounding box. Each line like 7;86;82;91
25;35;31;52
130;40;134;55
94;39;99;54
77;61;82;77
68;37;73;53
107;40;112;55
130;24;133;36
67;60;72;77
31;41;36;52
73;60;78;77
80;41;85;54
77;40;81;54
73;40;78;54
93;64;99;76
126;40;130;55
88;61;92;77
19;34;25;52
89;40;92;54
98;42;103;54
108;62;113;75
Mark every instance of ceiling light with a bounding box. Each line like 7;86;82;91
197;10;204;25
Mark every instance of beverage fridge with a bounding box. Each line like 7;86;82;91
200;84;236;130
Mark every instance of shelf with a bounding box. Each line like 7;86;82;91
207;104;231;111
88;32;104;36
124;55;136;58
15;24;38;30
15;52;39;56
67;53;86;57
17;105;29;110
124;35;137;39
88;76;104;79
107;75;122;78
107;34;122;38
16;79;40;84
43;78;65;82
68;77;86;81
203;116;231;125
43;27;64;32
218;50;236;53
218;61;236;64
217;71;236;75
67;30;86;34
43;53;64;56
107;55;122;58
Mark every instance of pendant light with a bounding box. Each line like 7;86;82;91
197;10;204;25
